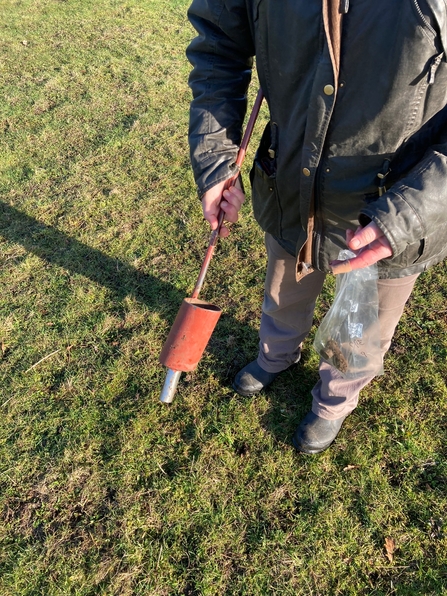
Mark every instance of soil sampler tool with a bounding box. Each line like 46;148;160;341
159;89;264;403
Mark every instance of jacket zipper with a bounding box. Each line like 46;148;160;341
428;52;444;84
412;0;437;37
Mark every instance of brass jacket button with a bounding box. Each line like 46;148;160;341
303;167;311;176
324;84;335;96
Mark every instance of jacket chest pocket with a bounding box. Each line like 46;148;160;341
403;51;445;139
396;2;447;140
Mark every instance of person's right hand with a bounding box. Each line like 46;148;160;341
202;178;245;238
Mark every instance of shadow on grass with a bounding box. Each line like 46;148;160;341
257;356;318;443
0;200;186;312
0;200;260;364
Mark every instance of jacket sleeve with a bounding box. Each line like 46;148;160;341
186;0;255;197
359;139;447;267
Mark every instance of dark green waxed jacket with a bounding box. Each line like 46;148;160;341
187;0;447;278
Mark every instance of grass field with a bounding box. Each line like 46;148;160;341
0;1;446;594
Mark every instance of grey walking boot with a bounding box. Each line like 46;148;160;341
233;360;284;396
292;411;348;454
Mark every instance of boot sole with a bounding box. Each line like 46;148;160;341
232;383;262;397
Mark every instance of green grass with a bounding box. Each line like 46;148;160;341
0;1;446;594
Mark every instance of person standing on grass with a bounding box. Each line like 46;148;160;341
186;0;447;454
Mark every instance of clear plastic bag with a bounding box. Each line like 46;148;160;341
313;250;384;379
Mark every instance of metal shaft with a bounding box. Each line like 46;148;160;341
160;369;182;403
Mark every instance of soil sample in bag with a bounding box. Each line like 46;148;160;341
321;339;348;373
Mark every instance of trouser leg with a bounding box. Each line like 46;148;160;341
257;234;418;419
257;233;326;373
312;273;419;420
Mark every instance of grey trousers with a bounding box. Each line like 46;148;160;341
257;233;419;420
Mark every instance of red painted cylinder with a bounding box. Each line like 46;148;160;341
159;298;222;372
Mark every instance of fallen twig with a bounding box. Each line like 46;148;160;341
25;349;61;373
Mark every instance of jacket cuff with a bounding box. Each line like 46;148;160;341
192;152;239;198
359;190;425;257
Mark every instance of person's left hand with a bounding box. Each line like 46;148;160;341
330;221;393;274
